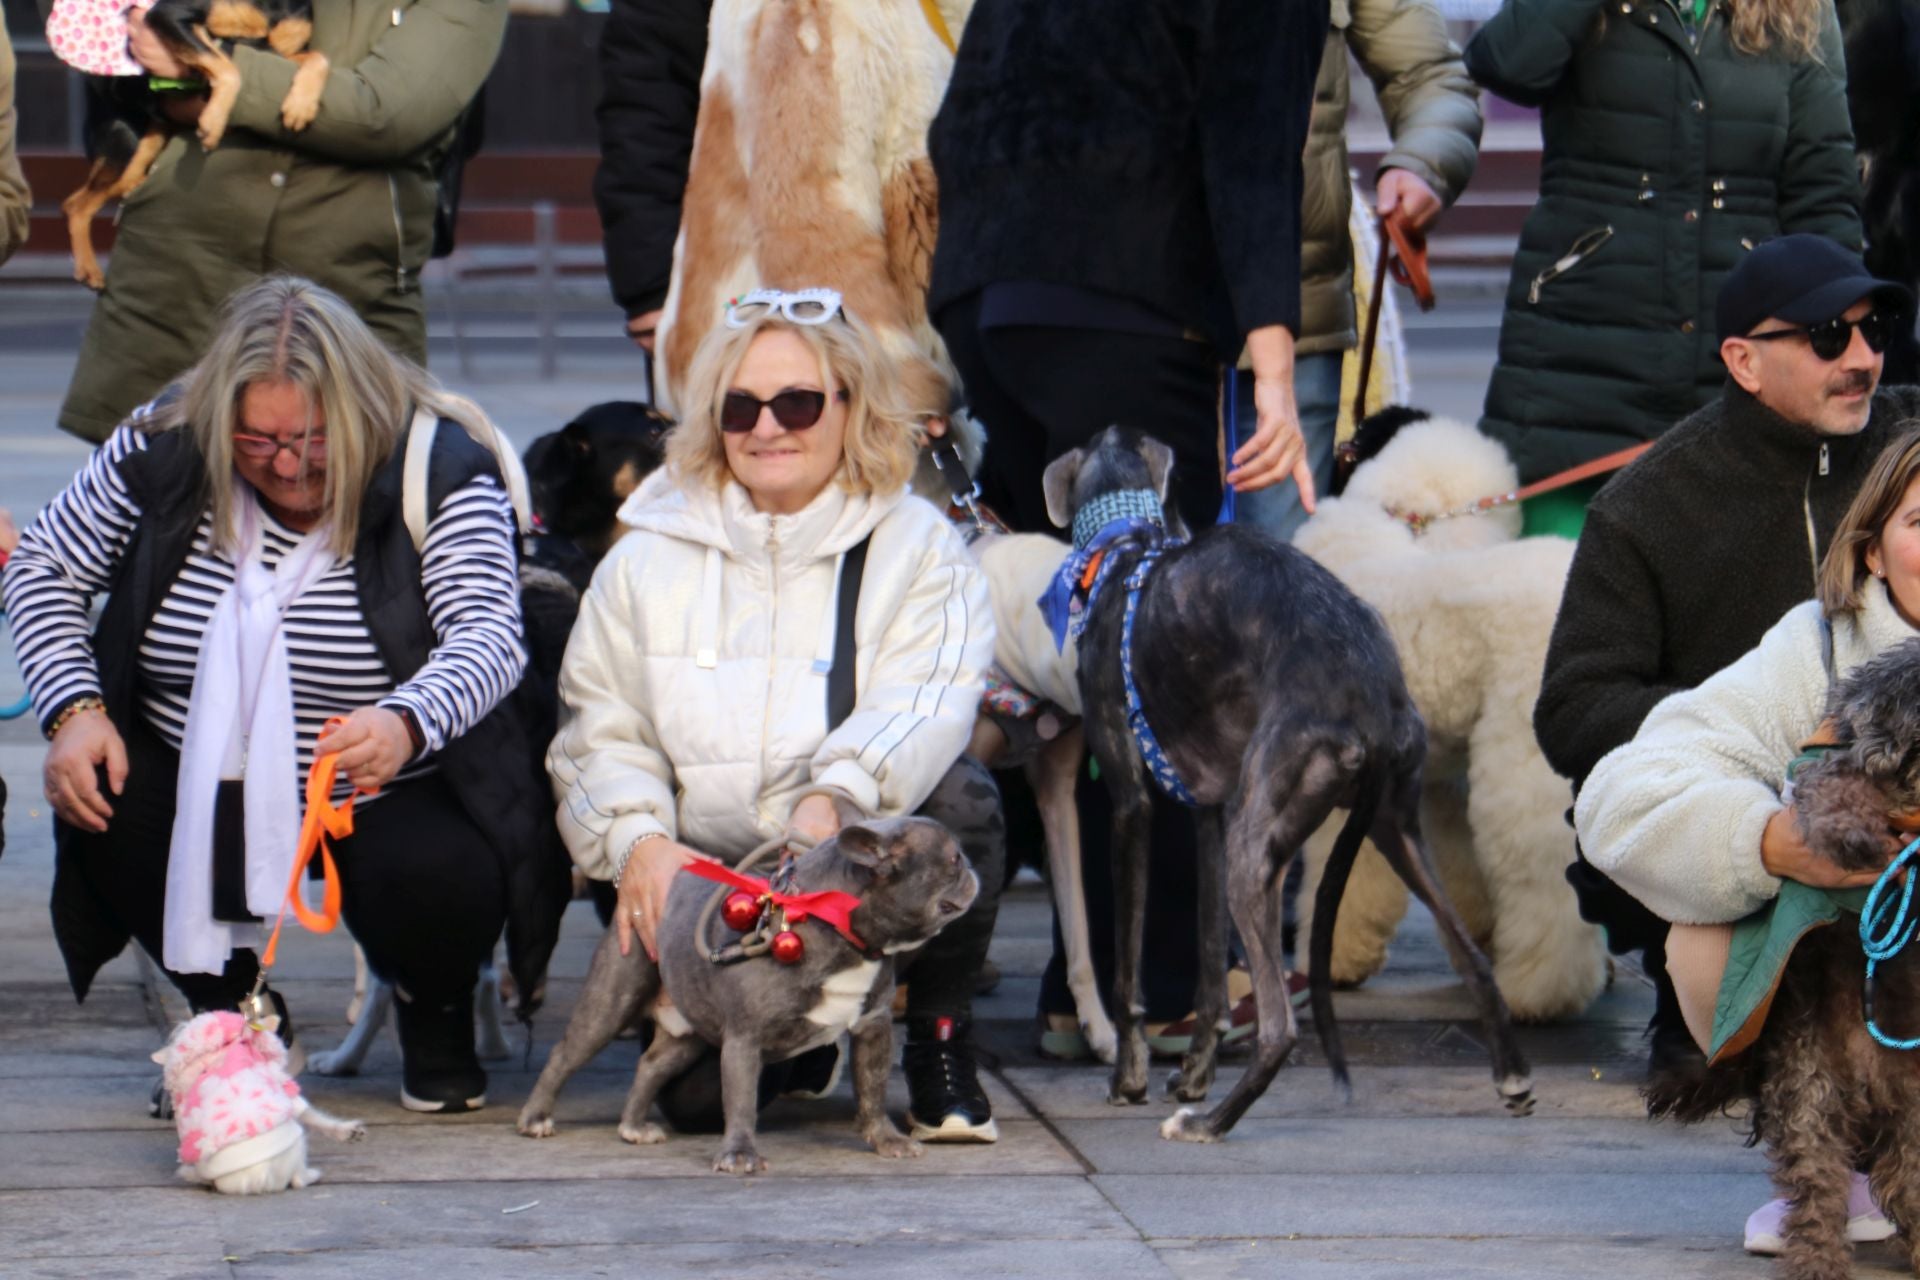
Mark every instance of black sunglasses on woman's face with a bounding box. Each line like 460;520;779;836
719;388;849;433
1746;310;1897;361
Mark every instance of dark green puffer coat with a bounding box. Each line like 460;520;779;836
1467;0;1862;482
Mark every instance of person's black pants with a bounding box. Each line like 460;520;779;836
63;722;506;1014
938;291;1216;1023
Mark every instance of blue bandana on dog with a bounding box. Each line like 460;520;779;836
1038;489;1167;653
1036;488;1200;805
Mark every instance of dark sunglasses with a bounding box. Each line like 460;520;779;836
1747;310;1897;361
719;388;847;433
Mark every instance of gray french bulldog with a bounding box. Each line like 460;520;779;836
516;816;978;1175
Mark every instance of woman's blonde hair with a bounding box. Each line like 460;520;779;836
1819;428;1920;617
1598;0;1824;58
154;275;500;557
664;302;923;499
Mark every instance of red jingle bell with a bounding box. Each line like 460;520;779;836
721;891;762;933
770;929;805;965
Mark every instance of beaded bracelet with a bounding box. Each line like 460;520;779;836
610;830;669;886
45;696;105;741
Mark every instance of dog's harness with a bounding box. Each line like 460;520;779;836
1038;493;1201;805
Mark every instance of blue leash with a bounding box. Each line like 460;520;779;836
1219;369;1238;525
0;694;28;720
1861;834;1920;1049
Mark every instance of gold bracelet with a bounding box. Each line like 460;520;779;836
45;696;105;741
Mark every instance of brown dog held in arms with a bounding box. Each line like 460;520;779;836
62;1;327;290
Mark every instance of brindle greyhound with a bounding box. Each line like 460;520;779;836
1041;426;1535;1141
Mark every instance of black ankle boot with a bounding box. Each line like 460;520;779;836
903;1015;997;1143
395;986;487;1114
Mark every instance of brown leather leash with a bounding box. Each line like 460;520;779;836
1387;442;1653;533
1353;213;1435;428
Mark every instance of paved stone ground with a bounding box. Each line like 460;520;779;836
0;285;1903;1277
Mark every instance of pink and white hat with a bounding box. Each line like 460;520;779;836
45;0;147;78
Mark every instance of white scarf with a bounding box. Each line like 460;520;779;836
164;490;338;975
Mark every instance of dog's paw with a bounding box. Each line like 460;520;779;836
344;1120;367;1143
1165;1066;1213;1104
1086;1019;1119;1066
869;1131;925;1160
516;1112;556;1139
305;1048;357;1078
281;94;320;133
1106;1083;1149;1107
712;1146;767;1176
1498;1074;1536;1118
1159;1107;1221;1144
619;1121;667;1146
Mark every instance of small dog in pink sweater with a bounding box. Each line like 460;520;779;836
153;1010;365;1194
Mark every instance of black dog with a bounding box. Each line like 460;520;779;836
63;1;324;290
1043;426;1534;1140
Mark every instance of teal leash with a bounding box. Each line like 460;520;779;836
1861;833;1920;1049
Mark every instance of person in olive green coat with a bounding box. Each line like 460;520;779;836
1235;0;1483;539
1467;0;1863;487
0;14;30;265
57;0;507;443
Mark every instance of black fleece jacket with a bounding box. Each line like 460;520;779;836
926;0;1329;356
593;0;711;320
1535;381;1920;789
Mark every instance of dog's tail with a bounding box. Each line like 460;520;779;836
1307;755;1386;1102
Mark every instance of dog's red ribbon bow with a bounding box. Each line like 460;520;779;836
681;861;870;952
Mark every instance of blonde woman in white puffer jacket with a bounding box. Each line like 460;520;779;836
547;289;1004;1142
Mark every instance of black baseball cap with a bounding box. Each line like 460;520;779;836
1716;234;1912;342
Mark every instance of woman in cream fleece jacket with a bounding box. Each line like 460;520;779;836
547;291;1004;1141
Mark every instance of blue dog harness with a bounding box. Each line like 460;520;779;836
1037;491;1200;805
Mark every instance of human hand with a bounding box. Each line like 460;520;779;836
317;707;414;791
1761;808;1898;889
44;706;127;834
627;310;662;353
788;792;844;848
126;6;188;79
615;836;708;961
1229;326;1316;503
0;509;18;557
1376;169;1445;235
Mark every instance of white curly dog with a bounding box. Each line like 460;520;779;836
1291;414;1607;1022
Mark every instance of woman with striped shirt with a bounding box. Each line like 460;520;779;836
4;277;551;1115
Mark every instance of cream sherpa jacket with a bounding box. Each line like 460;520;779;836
1575;580;1917;926
548;469;991;876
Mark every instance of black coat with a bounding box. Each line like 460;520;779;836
1534;382;1920;790
49;418;568;1010
1467;0;1863;481
926;0;1328;355
593;0;712;321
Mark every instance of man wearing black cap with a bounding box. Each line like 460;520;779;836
1535;233;1917;1084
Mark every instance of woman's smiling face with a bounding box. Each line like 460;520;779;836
1869;473;1920;629
721;330;848;516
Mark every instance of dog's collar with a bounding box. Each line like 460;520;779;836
681;860;878;960
1038;515;1172;653
1072;489;1164;550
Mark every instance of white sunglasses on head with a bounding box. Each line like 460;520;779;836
724;287;845;329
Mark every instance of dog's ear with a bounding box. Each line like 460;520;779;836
836;824;900;877
1140;436;1177;506
151;1046;169;1067
561;419;593;454
1041;450;1083;530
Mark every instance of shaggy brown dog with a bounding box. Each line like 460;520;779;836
1652;637;1920;1280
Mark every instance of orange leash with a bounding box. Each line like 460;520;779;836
256;717;368;972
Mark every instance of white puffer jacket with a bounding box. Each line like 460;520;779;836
1575;580;1916;925
549;470;992;876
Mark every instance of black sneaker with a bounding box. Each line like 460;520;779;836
904;1015;998;1143
394;986;487;1114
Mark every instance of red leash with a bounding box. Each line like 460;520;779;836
1390;442;1653;533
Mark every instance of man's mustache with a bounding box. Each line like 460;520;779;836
1829;371;1875;397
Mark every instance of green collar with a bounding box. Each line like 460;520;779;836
148;76;207;93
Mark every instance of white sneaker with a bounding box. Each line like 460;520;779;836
1744;1172;1897;1255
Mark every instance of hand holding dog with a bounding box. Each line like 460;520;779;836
317;707;413;791
616;836;711;961
1762;808;1898;889
45;708;127;833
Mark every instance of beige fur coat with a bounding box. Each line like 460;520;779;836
653;0;970;418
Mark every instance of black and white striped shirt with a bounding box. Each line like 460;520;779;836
4;424;527;800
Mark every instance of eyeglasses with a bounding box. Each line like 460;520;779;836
723;287;845;329
720;389;848;433
1746;310;1897;361
233;431;328;460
